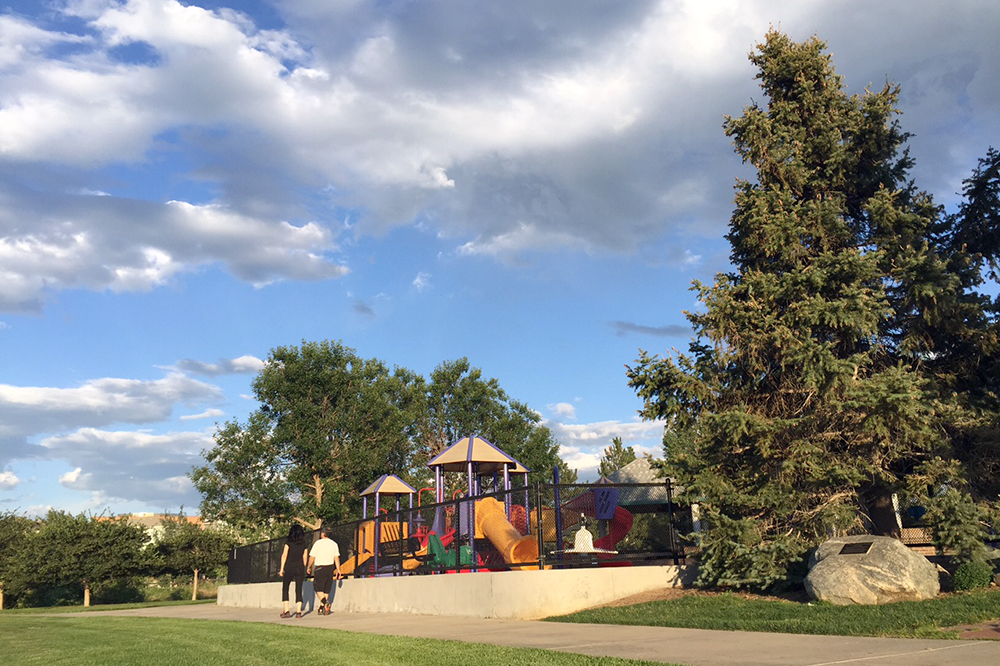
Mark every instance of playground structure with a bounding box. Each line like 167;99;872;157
227;437;682;584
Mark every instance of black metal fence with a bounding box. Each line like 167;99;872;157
228;480;684;584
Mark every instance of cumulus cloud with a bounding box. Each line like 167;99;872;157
547;402;577;420
0;190;348;313
0;470;19;490
547;417;666;478
1;0;998;309
42;427;213;507
0;364;232;509
0;372;222;438
179;409;225;421
176;355;265;377
0;0;1000;310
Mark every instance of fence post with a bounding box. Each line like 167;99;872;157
666;478;679;565
553;466;563;566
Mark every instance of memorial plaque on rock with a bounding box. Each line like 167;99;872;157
839;541;873;555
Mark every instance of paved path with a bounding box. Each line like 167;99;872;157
81;604;1000;666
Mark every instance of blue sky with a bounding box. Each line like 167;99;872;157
1;0;998;517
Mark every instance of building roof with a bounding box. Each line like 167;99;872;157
607;456;661;484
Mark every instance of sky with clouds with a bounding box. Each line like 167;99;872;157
1;0;997;517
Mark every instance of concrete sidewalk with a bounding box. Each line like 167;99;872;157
84;604;1000;666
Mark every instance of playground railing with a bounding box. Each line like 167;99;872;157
227;479;685;584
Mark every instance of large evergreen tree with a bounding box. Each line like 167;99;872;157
628;31;998;589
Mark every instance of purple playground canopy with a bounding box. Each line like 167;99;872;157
427;435;529;474
360;474;417;497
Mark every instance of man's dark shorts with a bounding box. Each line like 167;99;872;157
314;565;336;595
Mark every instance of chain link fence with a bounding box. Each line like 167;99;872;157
228;480;684;584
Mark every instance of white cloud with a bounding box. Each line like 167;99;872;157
548;418;666;444
413;271;432;292
0;470;19;489
41;427;214;507
547;402;577;420
179;409;225;421
547;417;666;478
0;372;223;438
0;0;997;308
59;466;91;489
24;504;53;518
176;355;265;377
0;191;349;312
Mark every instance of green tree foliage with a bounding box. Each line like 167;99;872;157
27;511;149;607
0;512;35;609
190;411;296;537
417;358;569;484
193;340;424;530
193;347;573;530
628;31;1000;590
153;517;233;600
598;437;637;478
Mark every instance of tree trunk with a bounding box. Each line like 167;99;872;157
192;569;199;601
861;483;902;538
1;584;5;610
83;582;91;607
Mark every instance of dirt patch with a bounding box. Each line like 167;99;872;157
942;622;1000;640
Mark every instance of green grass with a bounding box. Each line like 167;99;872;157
2;599;214;615
547;589;1000;638
0;616;679;666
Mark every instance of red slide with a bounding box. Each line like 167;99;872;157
594;506;633;553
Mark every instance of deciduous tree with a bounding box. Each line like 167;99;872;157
193;340;424;530
154;517;233;600
0;512;34;609
29;511;148;606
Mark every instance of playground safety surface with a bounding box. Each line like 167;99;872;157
76;604;1000;666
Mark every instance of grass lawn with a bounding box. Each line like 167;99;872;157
0;615;678;666
547;589;1000;638
2;599;215;615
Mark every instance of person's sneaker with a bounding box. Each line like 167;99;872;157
279;611;291;618
317;603;327;616
294;612;302;619
324;601;332;615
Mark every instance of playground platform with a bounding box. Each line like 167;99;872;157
81;603;1000;666
219;564;695;619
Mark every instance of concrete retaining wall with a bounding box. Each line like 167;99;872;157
218;565;694;619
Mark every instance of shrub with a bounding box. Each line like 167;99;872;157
952;561;994;591
923;488;990;564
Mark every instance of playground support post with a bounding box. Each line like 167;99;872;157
534;481;545;569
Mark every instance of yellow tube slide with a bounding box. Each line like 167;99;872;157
474;497;539;565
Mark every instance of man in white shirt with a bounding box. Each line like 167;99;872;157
307;527;343;615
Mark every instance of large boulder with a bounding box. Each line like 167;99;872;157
804;535;939;605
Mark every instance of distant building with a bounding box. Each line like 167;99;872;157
122;513;205;530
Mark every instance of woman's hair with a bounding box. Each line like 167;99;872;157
287;524;306;545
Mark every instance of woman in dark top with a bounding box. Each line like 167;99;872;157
279;524;309;618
